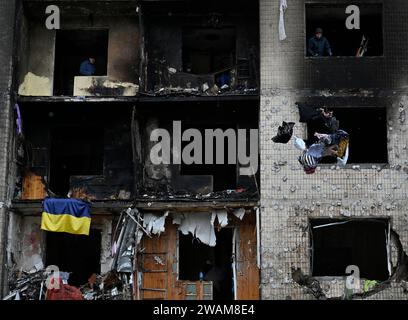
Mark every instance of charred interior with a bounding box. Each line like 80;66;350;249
143;0;259;95
54;30;109;95
306;3;383;57
311;219;390;281
18;103;134;200
45;229;102;286
135;101;260;197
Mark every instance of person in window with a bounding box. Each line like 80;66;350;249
79;57;96;76
308;28;332;57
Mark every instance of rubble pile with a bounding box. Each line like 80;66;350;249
80;272;133;300
4;270;47;300
139;187;258;201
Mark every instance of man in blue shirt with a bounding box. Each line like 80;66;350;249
79;57;96;76
308;28;332;57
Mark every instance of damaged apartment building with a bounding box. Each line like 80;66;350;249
0;0;408;301
259;0;408;299
0;0;260;300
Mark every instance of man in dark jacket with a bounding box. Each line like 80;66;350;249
79;57;96;76
308;28;332;57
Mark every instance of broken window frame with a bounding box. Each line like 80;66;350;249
309;218;392;281
176;226;237;300
48;125;105;196
305;105;388;166
304;2;384;59
53;28;110;96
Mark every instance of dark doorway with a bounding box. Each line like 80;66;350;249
45;229;102;286
178;228;234;300
182;27;236;75
54;29;109;95
49;126;104;196
311;219;389;281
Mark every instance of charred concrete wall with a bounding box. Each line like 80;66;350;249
6;213;113;276
0;0;17;296
18;1;140;96
137;102;259;196
259;0;408;299
143;2;259;92
19;104;134;200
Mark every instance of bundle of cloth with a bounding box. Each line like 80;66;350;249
294;103;349;174
295;130;349;174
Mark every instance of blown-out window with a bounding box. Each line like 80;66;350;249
310;219;390;281
54;30;109;95
305;3;383;57
306;107;387;164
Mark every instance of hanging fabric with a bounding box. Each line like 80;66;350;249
279;0;288;41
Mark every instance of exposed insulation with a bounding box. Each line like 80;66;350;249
18;72;52;96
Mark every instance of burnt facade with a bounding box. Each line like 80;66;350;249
259;0;408;300
1;0;260;300
0;0;407;301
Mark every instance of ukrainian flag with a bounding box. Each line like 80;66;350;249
41;198;91;236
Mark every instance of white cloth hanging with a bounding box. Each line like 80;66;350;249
279;0;288;41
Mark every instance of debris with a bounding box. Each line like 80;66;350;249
363;280;378;292
211;210;228;227
293;137;306;151
176;212;217;247
399;104;406;124
168;67;177;74
47;279;83;300
154;256;165;266
5;269;47;300
143;212;169;235
340;209;351;217
272;121;295;144
232;208;246;220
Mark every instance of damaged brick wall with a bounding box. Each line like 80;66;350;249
260;0;408;300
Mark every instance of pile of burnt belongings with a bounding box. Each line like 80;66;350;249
4;270;48;300
80;271;133;300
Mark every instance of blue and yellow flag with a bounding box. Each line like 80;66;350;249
41;198;91;236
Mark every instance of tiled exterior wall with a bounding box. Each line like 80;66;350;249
259;0;408;299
